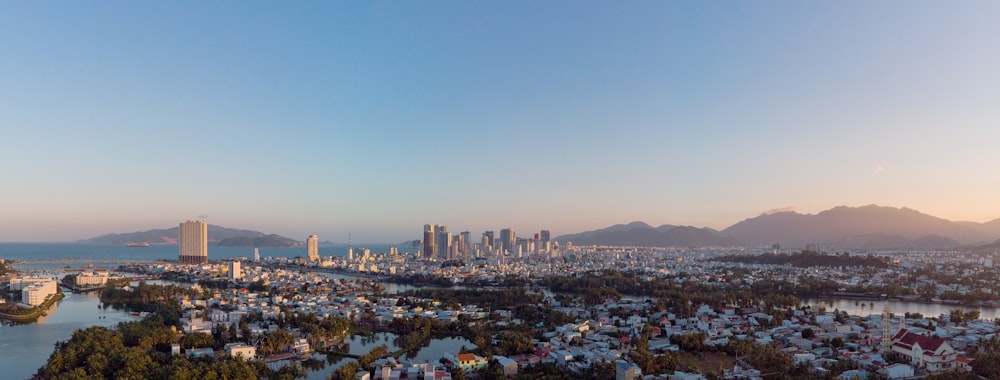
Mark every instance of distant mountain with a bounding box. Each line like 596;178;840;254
554;223;739;247
216;234;301;248
553;205;1000;250
721;205;1000;250
81;224;302;247
961;239;1000;254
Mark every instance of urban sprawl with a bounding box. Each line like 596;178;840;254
5;221;1000;380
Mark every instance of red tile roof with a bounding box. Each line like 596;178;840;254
891;329;947;353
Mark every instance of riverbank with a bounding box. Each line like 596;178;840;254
0;292;65;323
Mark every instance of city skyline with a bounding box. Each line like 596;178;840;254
3;2;1000;243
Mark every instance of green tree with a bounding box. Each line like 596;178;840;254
801;328;815;339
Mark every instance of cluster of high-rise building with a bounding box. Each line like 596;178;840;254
422;224;556;260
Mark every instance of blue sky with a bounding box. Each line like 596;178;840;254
2;1;1000;242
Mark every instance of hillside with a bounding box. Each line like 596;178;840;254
721;205;1000;249
553;205;1000;250
554;223;739;247
81;225;302;247
216;234;301;248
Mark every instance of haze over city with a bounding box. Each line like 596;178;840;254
3;1;1000;243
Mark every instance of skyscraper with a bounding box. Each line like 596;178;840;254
178;220;208;264
307;235;319;262
500;228;515;254
436;226;451;259
423;224;437;258
482;231;494;248
540;230;551;254
459;231;471;257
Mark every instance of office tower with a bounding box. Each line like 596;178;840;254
423;224;437;258
230;261;242;280
307;235;319;262
459;231;471;257
253;248;260;262
499;228;515;253
482;231;494;248
178;220;208;264
436;226;451;259
537;230;550;254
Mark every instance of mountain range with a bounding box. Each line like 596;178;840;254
555;222;739;247
555;205;1000;250
81;225;302;247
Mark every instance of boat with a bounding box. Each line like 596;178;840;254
126;242;150;247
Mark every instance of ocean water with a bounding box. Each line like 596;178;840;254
0;242;414;263
0;242;419;379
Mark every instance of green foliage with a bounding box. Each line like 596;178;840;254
35;319;274;380
973;335;1000;378
498;331;534;356
540;271;800;312
632;326;678;375
329;361;359;380
801;328;815;339
716;251;890;269
0;260;14;276
404;287;543;311
100;283;194;326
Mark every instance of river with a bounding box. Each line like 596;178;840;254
270;333;476;380
0;291;140;380
802;298;1000;320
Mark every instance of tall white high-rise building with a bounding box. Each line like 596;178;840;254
179;220;208;264
230;261;242;280
253;248;260;262
307;235;319;262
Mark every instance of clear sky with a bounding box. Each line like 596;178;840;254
2;1;1000;243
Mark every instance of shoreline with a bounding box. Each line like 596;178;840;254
0;292;65;323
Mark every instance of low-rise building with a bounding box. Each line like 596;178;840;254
21;279;57;306
225;343;256;360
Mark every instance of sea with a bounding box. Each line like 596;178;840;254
0;242;414;267
0;242;417;380
4;243;1000;379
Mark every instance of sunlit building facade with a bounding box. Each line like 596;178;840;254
307;235;319;262
178;220;208;264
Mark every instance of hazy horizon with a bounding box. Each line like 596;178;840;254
4;2;1000;243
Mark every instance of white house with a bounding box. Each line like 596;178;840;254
225;343;257;360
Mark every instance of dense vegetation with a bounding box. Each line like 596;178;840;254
714;251;890;269
541;270;800;318
384;273;455;287
0;260;14;276
33;318;275;380
402;287;544;311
